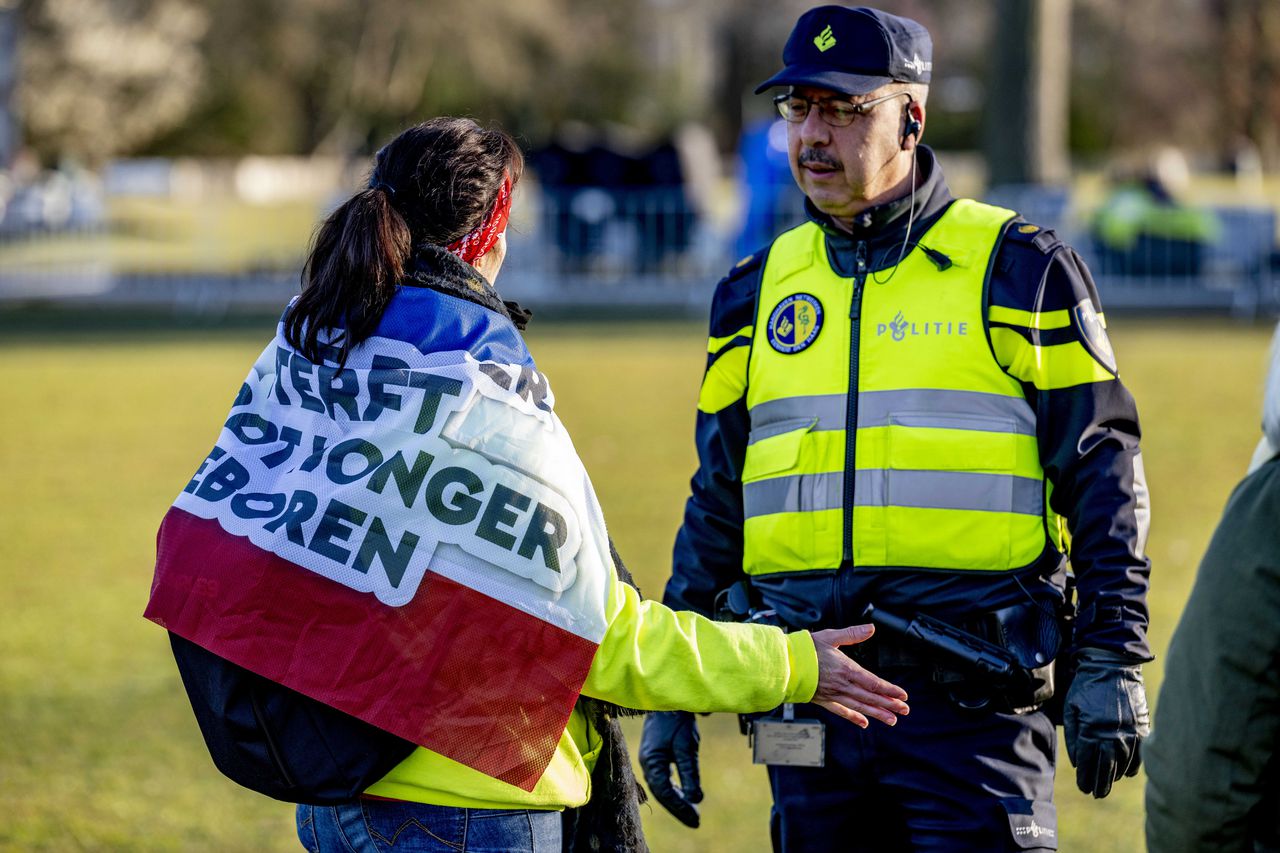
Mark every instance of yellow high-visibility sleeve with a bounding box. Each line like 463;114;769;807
366;572;817;810
698;346;750;414
582;576;818;711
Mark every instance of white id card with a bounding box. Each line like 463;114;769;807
751;719;826;767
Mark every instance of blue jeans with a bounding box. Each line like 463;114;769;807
296;800;561;853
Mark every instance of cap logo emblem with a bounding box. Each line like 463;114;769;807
813;25;837;52
902;54;931;75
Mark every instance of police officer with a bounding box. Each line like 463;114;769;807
639;6;1152;851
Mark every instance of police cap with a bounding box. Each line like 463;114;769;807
755;5;933;96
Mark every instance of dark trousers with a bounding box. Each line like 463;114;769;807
767;670;1058;852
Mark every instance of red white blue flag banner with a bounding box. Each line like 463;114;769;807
145;312;612;791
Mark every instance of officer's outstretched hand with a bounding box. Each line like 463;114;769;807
811;624;910;727
640;711;703;827
1063;648;1150;799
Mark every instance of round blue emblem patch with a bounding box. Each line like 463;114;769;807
768;293;824;354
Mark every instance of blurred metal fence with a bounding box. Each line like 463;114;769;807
494;186;740;311
985;184;1278;317
0;183;1276;317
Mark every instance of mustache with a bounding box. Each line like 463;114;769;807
799;149;841;169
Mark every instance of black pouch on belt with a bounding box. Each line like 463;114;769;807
976;599;1063;713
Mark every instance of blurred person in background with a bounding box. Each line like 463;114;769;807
640;6;1152;851
1091;147;1222;278
735;116;803;258
144;117;910;853
1145;322;1280;853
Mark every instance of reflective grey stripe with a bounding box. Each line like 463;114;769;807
746;415;817;444
743;470;1043;518
748;390;1036;441
881;470;1044;515
743;472;844;519
748;395;844;443
858;389;1036;434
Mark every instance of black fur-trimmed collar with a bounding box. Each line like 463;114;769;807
403;243;533;330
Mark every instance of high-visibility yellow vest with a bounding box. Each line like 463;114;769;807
743;199;1062;575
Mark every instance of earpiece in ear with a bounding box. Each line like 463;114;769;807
903;118;922;148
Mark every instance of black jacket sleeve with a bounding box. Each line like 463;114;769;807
989;224;1152;660
664;254;764;616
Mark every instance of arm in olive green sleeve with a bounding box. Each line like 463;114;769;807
581;575;817;712
1145;465;1280;850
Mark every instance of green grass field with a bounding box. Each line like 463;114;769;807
0;310;1272;851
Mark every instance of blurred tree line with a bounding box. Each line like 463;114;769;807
12;0;1280;170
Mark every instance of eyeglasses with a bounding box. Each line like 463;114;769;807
774;90;911;127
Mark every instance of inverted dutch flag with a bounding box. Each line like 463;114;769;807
145;291;613;791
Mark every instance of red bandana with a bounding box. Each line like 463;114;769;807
446;174;512;264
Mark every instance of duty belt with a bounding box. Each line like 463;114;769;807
858;603;1062;714
714;580;1064;713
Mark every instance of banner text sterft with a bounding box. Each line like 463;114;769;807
180;345;574;606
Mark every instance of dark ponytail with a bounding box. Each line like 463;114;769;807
287;187;410;366
285;117;524;366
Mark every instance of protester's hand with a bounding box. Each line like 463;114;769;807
639;710;703;828
810;624;910;727
1063;648;1150;799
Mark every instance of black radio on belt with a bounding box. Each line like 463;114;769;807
714;579;784;629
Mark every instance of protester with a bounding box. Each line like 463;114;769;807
1145;323;1280;853
144;116;909;853
640;6;1152;851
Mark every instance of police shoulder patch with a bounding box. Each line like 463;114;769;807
768;293;824;354
1073;299;1117;374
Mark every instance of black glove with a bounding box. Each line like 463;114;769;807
639;710;702;828
1062;648;1150;799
